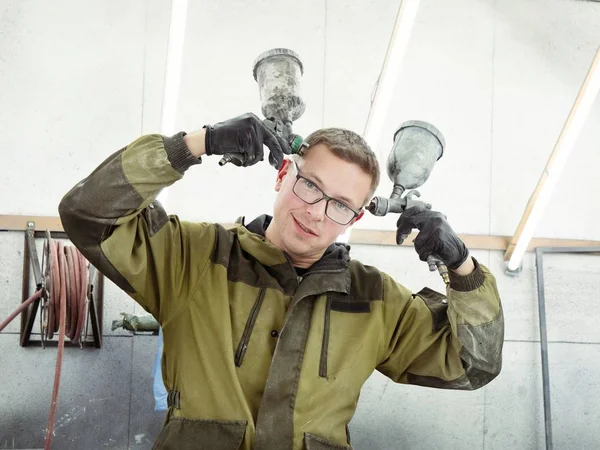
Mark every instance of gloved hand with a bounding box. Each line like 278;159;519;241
396;205;469;270
204;113;292;169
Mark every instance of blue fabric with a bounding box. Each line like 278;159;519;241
152;327;168;411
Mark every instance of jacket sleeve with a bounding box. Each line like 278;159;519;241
58;132;216;326
376;258;504;390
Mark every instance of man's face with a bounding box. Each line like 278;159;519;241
269;144;373;267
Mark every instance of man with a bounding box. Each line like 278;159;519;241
59;113;503;450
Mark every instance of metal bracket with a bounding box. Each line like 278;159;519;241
535;246;600;450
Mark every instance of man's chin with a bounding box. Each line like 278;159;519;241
282;238;315;257
285;242;311;255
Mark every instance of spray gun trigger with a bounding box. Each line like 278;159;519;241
263;117;283;135
261;117;306;155
404;190;433;211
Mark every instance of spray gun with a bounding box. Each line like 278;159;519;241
366;120;450;285
219;48;308;166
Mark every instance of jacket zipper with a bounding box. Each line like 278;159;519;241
319;297;332;378
235;288;267;367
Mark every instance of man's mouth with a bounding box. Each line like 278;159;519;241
293;216;317;236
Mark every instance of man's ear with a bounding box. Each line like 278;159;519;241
350;209;365;225
274;158;292;192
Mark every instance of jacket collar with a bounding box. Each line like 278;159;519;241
240;215;372;307
243;214;351;275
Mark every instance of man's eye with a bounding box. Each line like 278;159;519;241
333;201;349;211
303;179;318;190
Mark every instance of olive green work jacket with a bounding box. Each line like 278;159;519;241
59;132;504;450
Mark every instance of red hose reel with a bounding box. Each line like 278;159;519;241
0;224;104;449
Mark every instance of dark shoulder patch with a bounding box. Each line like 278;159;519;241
330;261;383;313
210;223;235;267
210;224;293;293
349;261;384;302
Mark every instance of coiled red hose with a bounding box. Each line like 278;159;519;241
45;240;88;344
0;234;89;450
44;237;89;449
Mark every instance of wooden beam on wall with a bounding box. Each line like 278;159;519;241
348;229;600;253
2;215;599;253
0;215;237;233
0;215;64;232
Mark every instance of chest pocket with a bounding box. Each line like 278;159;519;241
230;286;289;371
234;288;266;367
317;295;376;380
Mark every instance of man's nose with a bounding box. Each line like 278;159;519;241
305;198;327;221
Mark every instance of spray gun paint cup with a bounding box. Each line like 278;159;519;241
368;120;445;216
218;48;308;166
253;48;306;124
254;48;307;155
387;120;445;192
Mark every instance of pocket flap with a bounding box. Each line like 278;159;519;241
415;287;448;332
153;417;247;450
304;432;350;450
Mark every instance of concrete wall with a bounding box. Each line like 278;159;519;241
1;0;600;449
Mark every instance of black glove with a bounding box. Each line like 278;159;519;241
396;205;469;270
204;113;292;169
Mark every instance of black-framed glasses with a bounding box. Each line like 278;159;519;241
292;162;361;225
